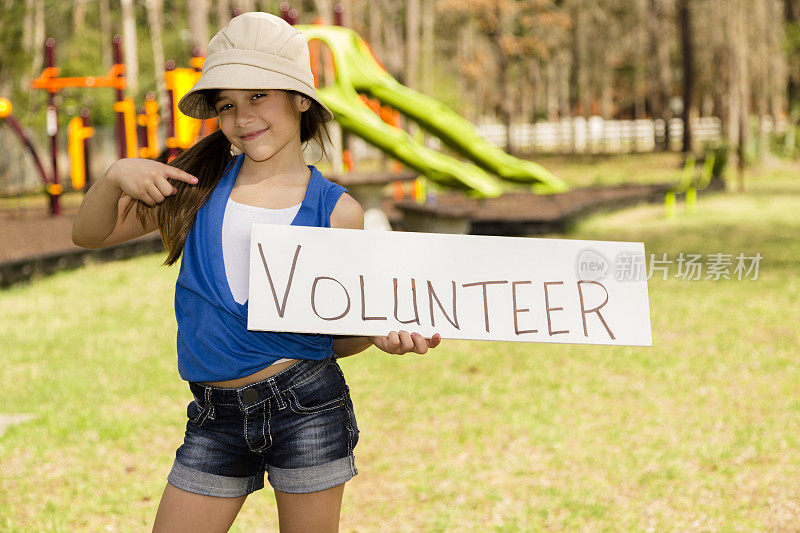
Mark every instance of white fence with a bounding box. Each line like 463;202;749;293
476;117;723;153
348;116;735;161
477;115;790;154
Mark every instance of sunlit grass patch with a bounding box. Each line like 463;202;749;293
1;160;799;530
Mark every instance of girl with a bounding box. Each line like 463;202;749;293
72;12;440;532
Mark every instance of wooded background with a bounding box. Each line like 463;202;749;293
1;0;799;160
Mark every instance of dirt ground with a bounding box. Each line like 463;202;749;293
1;204;87;263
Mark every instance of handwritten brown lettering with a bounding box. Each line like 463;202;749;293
427;280;459;329
311;276;351;321
359;275;387;321
543;281;569;335
393;278;420;325
511;280;538;335
257;243;301;319
462;280;508;333
577;280;615;340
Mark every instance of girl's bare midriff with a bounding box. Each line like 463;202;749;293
201;359;299;388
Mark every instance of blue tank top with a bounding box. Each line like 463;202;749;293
174;154;347;382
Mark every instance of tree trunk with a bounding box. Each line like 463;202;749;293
121;0;138;97
489;4;513;153
23;0;35;57
787;0;800;120
340;0;354;29
633;0;647;121
678;0;693;154
711;0;728;139
648;0;672;150
215;0;231;28
712;43;726;130
369;0;382;62
28;0;45;81
312;0;333;22
569;3;581;116
727;1;740;151
756;0;770;162
546;59;559;122
188;0;210;56
100;0;112;69
769;0;786;125
73;0;88;29
380;0;404;81
600;69;613;119
456;21;470;119
497;46;513;153
405;0;419;90
146;0;168;116
238;0;256;12
558;51;570;121
529;59;540;121
735;0;749;191
421;0;434;96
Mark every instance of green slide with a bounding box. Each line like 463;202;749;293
298;25;567;196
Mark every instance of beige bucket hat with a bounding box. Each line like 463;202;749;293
178;12;334;122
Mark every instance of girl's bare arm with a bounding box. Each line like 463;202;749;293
71;172;128;248
72;159;197;248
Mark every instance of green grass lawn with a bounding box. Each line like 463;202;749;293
1;160;799;531
533;151;688;188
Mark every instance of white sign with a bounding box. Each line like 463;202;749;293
247;225;652;346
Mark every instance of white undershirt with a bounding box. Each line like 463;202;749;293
222;197;301;366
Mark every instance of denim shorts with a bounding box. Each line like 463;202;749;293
167;356;359;497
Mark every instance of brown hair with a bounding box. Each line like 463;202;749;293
123;90;331;267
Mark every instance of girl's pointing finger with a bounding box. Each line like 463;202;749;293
164;165;198;184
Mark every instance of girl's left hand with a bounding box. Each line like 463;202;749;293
369;331;442;355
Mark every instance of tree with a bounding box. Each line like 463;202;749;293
439;0;569;152
785;0;800;120
25;0;45;85
121;0;139;96
406;0;420;90
99;0;112;69
188;0;210;56
647;0;674;150
215;0;232;28
146;0;168;113
677;0;693;154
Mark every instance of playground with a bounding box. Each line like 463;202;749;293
2;2;800;530
0;8;728;284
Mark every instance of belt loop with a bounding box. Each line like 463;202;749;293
204;386;216;420
267;380;287;410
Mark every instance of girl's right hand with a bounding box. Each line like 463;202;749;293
107;158;198;207
369;331;442;355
